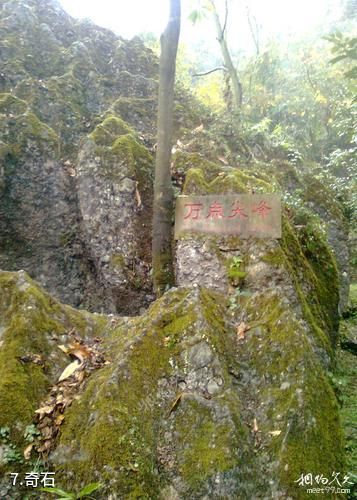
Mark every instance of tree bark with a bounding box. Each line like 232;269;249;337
152;0;181;296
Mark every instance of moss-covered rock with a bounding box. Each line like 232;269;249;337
51;287;255;498
240;290;344;498
0;93;58;157
175;165;345;497
182;160;272;195
112;96;157;137
264;160;350;313
336;284;357;484
75;116;154;314
0;270;107;496
89;115;135;146
0;271;346;499
0;0;162;313
0;2;350;497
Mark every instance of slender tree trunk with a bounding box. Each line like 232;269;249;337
152;0;181;296
209;0;242;111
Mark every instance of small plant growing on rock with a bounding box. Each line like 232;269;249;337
0;426;10;440
227;256;247;286
0;426;23;465
41;482;102;500
24;424;40;443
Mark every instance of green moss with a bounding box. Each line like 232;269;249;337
175;399;237;487
14;73;88;157
183;168;209;194
243;292;345;498
336;348;357;479
0;93;27;115
92;132;153;193
0;271;106;455
0;268;344;496
89;115;135;146
112;134;146;169
349;283;357;306
0;274;62;477
56;291;194;496
279;217;339;349
183;166;272;195
260;216;339;358
0;100;59;158
225;256;247;286
54;289;251;495
302;173;346;223
112;96;156;124
172;151;221;179
110;253;126;269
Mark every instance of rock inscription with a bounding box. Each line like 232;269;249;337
175;194;281;238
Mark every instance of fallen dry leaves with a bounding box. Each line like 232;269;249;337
17;353;45;367
253;417;259;433
58;360;81;382
23;443;34;460
237;321;250;341
25;331;109;458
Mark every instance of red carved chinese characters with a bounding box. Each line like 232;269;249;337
176;195;281;239
184;203;203;220
252;200;271;217
205;201;224;219
184;199;273;221
227;201;248;219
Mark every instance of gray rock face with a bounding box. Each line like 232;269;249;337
0;142;86;307
0;0;158;313
176;238;228;293
75;136;153;313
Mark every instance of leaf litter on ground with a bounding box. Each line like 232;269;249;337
25;330;110;458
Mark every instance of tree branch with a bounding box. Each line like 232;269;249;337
222;0;228;38
193;66;227;77
246;6;260;56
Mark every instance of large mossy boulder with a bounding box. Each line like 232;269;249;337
0;1;350;498
0;0;207;314
0;0;159;314
0;268;345;499
76;115;154;313
177;162;340;346
0;270;108;497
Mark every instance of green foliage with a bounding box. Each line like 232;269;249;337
226;256;247;286
2;444;23;465
0;426;10;440
324;31;357;78
188;0;211;25
0;427;23;464
40;482;102;500
24;424;40;443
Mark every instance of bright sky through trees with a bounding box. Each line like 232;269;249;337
58;0;342;41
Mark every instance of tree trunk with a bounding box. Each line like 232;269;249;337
152;0;181;296
210;0;242;111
